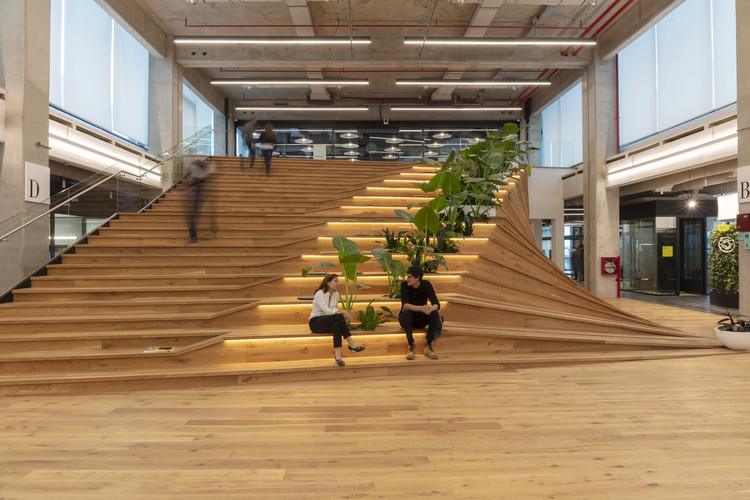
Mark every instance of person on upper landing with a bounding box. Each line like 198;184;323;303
399;265;443;360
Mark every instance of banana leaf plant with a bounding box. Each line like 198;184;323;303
301;235;371;313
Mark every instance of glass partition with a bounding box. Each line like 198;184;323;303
236;126;498;162
0;126;214;294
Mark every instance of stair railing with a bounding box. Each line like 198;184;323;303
0;126;214;297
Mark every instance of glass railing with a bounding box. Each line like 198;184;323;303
234;126;498;162
0;126;214;296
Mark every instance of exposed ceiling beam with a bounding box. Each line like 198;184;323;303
174;43;592;69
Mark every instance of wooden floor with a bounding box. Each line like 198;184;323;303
1;298;746;499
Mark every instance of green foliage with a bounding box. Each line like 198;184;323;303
301;235;371;312
357;301;394;331
708;225;739;295
375;228;409;252
371;247;408;298
717;308;750;332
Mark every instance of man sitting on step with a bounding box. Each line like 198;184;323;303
399;265;443;360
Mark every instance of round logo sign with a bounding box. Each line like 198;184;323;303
718;236;736;254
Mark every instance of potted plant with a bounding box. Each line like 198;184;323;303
715;309;750;350
708;224;739;308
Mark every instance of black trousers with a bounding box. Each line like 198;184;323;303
399;309;441;346
241;144;255;169
309;313;351;348
262;150;273;173
188;182;204;240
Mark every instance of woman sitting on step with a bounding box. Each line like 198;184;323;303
309;274;366;366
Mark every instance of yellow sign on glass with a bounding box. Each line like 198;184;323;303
662;246;673;257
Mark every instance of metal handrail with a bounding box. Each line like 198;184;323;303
0;128;214;243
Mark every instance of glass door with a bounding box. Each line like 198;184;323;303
680;218;706;294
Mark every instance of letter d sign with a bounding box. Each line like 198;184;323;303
25;162;50;203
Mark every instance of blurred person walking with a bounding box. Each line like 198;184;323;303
239;117;257;171
258;122;277;175
183;157;216;244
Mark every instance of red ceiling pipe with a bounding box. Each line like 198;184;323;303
561;0;623;56
615;53;621;154
240;97;517;103
520;85;543;105
219;68;547;73
185;19;587;30
511;69;549;105
572;0;636;57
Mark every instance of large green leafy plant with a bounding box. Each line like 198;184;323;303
708;224;739;295
302;236;371;312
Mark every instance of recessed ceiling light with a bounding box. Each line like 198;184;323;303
176;37;371;45
404;37;595;47
391;107;522;112
213;79;368;86
236;107;369;111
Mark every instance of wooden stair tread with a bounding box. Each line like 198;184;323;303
0;349;730;387
0;328;231;342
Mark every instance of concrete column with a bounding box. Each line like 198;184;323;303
148;40;181;188
0;0;51;295
737;0;750;314
582;48;620;297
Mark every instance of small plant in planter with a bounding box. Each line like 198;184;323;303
715;309;750;351
717;309;750;332
357;301;394;331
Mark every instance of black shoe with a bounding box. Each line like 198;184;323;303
348;345;366;353
335;358;345;367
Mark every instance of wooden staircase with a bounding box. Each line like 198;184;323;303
0;157;726;395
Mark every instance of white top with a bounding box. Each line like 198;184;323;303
309;289;340;319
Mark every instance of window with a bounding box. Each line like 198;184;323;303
183;84;215;155
50;0;149;146
541;82;582;168
617;0;736;146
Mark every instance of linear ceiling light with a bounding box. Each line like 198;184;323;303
396;80;550;86
213;79;368;86
236;107;369;111
391;107;522;112
175;37;370;45
404;37;595;47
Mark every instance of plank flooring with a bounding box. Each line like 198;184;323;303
0;299;746;499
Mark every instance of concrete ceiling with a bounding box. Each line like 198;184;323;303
105;0;647;122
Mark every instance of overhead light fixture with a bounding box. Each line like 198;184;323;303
384;146;402;153
427;142;444;149
236;107;369;111
687;199;697;208
385;137;404;144
383;154;399;160
391;107;522;112
339;132;359;139
213;79;368;86
340;143;359;148
424;151;439;157
404;37;595;47
176;36;371;45
301;146;314;152
396;80;550;87
433;132;451;139
294;137;313;144
343;150;359;156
